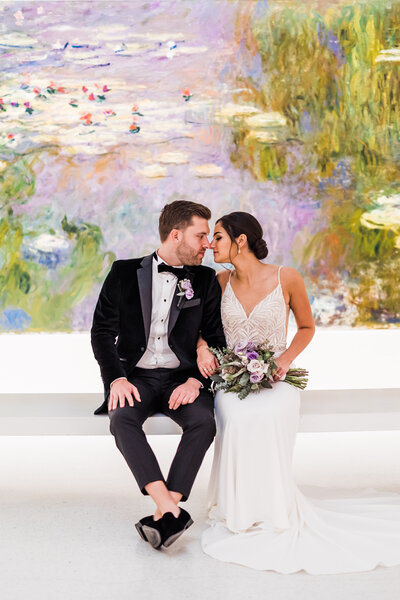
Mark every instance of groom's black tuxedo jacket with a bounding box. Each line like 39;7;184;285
91;252;226;414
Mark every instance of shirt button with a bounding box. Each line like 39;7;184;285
157;337;160;340
167;280;169;283
164;299;166;302
140;346;145;351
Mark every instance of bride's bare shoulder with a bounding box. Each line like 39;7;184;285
278;265;304;282
278;266;307;296
216;269;231;294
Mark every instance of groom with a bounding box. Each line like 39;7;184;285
91;200;225;549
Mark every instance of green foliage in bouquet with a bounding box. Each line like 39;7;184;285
209;340;308;400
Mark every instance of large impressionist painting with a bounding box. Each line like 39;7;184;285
1;0;399;332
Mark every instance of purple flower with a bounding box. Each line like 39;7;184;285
177;278;194;303
247;351;259;360
234;340;248;354
246;341;257;352
250;372;263;383
185;287;194;299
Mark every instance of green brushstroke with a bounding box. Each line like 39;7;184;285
251;2;400;174
229;1;400;324
0;158;114;331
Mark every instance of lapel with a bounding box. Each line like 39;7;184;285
137;253;153;343
168;267;195;337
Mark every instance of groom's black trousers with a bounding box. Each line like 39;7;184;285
109;367;216;501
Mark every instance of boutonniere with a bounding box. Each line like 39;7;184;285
177;278;194;307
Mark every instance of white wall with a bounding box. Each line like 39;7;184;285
1;328;399;393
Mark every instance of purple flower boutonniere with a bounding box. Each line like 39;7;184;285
177;278;194;307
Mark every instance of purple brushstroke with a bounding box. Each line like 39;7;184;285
317;21;345;64
0;0;328;330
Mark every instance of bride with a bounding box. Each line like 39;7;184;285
196;211;400;574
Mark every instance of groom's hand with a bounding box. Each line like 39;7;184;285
168;378;202;411
108;379;141;411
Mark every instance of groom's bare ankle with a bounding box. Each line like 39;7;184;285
166;505;180;518
158;501;180;518
145;481;181;519
169;490;183;504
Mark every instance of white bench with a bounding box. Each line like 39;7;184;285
0;389;399;435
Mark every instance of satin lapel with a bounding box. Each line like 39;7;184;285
137;254;153;343
168;285;181;337
168;268;195;337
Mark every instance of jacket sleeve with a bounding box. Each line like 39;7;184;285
187;271;226;391
200;270;226;349
90;261;126;390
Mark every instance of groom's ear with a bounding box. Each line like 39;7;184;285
170;228;183;243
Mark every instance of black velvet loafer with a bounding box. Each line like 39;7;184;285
135;515;155;543
160;508;194;548
141;517;164;549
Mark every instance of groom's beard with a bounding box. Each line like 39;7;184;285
176;241;205;266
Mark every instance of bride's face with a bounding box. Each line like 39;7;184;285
211;222;234;263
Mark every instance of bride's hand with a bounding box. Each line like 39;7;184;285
197;346;219;378
273;355;292;381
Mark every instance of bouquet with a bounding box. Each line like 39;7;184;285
209;340;308;400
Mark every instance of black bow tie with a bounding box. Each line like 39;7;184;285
157;263;189;278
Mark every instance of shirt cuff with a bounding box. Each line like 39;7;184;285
110;376;128;388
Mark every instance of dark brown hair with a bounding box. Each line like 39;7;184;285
159;200;211;242
216;211;268;260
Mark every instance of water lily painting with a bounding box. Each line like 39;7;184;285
1;0;399;331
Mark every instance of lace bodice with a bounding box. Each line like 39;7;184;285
221;267;287;356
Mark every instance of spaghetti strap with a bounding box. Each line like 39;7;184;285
228;269;233;282
277;266;282;285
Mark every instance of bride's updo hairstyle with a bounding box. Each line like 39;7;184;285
216;211;268;260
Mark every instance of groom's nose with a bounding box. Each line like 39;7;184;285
202;237;211;249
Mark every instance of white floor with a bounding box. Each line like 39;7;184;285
2;433;400;600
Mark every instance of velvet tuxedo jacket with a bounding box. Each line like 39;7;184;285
91;253;226;414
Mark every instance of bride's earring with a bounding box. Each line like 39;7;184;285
238;246;241;254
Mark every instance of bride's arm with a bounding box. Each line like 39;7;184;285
274;267;315;380
196;270;228;378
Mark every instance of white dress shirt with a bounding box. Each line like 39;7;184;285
111;252;183;387
136;253;181;369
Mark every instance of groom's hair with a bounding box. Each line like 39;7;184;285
159;200;211;241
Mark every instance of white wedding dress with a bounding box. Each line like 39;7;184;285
201;267;400;574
